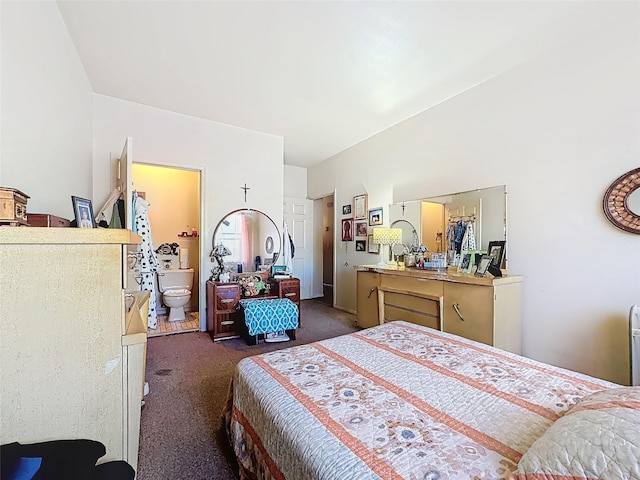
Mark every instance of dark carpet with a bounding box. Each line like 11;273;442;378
136;299;358;480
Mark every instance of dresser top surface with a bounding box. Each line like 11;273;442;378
0;227;141;245
356;264;522;286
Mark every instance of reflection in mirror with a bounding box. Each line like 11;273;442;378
390;185;507;267
212;209;281;274
390;219;419;248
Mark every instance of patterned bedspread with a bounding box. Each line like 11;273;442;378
226;321;618;480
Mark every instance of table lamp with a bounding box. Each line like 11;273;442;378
372;227;402;267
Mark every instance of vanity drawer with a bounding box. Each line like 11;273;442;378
380;275;443;298
215;284;240;312
280;282;300;303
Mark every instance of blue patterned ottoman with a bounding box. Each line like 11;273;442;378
239;298;299;345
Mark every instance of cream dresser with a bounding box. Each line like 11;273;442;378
357;265;523;354
0;228;145;473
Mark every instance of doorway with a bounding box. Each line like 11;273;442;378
313;194;334;306
132;163;202;337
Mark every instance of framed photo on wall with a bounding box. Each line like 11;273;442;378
367;234;379;253
341;218;354;241
368;208;383;226
355;239;366;251
342;204;351;215
353;194;368;220
71;196;96;228
355;221;367;237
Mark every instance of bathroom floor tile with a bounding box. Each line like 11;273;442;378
148;312;200;338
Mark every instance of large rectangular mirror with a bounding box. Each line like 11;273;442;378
389;185;507;267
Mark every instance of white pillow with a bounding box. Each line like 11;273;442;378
513;387;640;480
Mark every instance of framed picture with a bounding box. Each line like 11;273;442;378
368;207;383;226
353;194;368;220
341;218;354;241
487;240;506;268
458;251;472;273
367;234;379;253
342;204;351;215
71;196;96;228
271;265;287;276
355;221;368;237
475;254;492;277
355;239;366;252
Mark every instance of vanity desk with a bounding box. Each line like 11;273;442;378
207;277;301;341
356;265;523;354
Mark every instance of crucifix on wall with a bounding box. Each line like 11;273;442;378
241;183;250;202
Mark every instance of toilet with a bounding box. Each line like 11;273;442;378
157;268;194;322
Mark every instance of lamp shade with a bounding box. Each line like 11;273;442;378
373;227;402;246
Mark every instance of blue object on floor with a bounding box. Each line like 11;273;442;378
239;298;299;337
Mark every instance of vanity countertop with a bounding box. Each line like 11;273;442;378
0;227;141;245
355;264;523;286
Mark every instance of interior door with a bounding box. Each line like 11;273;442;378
283;196;313;299
117;137;133;230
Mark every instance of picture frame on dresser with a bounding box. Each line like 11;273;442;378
71;196;96;228
487;240;506;268
475;255;492;277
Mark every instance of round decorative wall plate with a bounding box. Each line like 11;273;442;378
602;167;640;234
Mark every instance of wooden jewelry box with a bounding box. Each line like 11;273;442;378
0;187;29;226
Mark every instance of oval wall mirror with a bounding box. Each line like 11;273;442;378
603;167;640;234
213;209;281;272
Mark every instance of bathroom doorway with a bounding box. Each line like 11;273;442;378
132;163;202;337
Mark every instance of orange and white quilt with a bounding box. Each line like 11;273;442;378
226;321;619;480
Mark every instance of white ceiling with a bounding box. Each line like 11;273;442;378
57;1;614;168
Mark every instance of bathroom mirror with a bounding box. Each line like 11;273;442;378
212;209;281;273
390;185;507;264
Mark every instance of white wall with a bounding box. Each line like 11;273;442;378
0;1;93;218
308;6;640;385
93;95;284;324
284;164;307;198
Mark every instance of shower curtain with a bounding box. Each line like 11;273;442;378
133;193;160;329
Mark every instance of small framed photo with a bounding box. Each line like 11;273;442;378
341;218;354;241
368;208;383;226
458;251;472;273
355;239;366;252
367;234;379;253
475;254;492;277
353;194;368;220
355;221;368;237
271;265;287;276
487;240;506;268
342;204;351;215
71;196;96;228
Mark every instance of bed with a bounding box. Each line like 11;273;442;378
225;321;640;480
